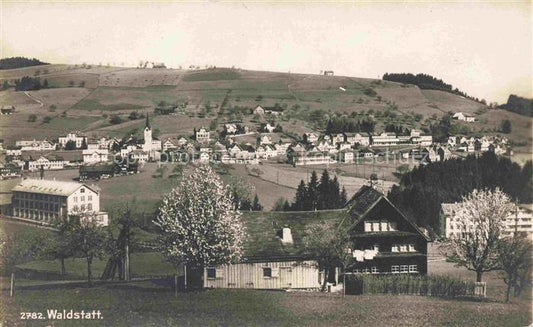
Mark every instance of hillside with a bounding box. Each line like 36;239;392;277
0;57;49;70
0;65;529;154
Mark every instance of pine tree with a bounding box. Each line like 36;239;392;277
317;170;330;210
305;171;319;210
293;180;307;211
329;175;340;209
252;194;263;211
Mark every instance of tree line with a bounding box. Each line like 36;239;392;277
325;116;375;134
14;76;49;91
0;57;48;70
382;73;482;103
388;152;533;235
275;170;348;211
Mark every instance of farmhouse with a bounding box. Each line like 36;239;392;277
253;105;265;116
0;162;22;179
201;186;429;290
10;179;108;226
452;112;476;122
16;139;56;151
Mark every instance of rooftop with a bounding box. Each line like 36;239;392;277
12;179;96;196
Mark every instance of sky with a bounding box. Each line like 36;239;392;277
1;1;531;103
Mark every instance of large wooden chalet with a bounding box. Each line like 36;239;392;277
199;185;429;290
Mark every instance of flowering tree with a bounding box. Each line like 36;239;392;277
442;189;513;282
302;220;351;292
154;165;246;271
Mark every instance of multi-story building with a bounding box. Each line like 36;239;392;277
442;203;533;240
196;128;211;143
16;139;56;151
58;132;87;149
10;179;108;226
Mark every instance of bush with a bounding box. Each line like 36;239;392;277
28;114;37;122
109;115;123;125
42;116;52;124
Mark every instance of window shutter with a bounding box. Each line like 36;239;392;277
271;267;279;278
215;268;224;278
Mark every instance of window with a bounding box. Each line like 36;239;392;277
88;203;92;211
400;245;408;252
400;265;409;273
81;196;85;202
80;204;86;211
391;245;399;252
362;267;370;274
80;188;85;193
391;265;399;274
409;265;418;273
371;266;379;274
389;222;397;231
73;197;78;203
372;222;380;231
364;222;372;232
408;244;416;252
263;267;272;278
88;195;93;201
207;267;216;279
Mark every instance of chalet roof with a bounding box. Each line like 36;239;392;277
240;209;348;261
344;185;430;241
12;179;98;196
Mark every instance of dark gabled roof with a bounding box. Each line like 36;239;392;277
343;185;430;241
240;209;348;261
344;185;383;219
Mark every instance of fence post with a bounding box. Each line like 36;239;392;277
10;272;14;297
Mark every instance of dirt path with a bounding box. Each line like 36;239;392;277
23;91;44;108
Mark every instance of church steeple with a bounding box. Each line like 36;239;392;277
145;114;151;130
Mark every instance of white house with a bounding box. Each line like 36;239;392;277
346;133;370;147
253;105;265;116
27;156;68;171
11;179;108;226
259;135;273;145
452;112;476;122
82;149;109;164
16;139;56;151
371;133;399;146
264;124;276;133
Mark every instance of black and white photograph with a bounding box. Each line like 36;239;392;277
0;1;532;326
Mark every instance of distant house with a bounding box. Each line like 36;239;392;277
303;132;319;145
79;163;117;181
346;133;370;147
0;162;21;179
264;124;276;133
253;105;265;116
82;149;109;164
447;136;457;147
323;70;334;76
26;155;69;171
264;106;284;116
442;203;533;240
16;139;56;151
0;106;15;115
225;123;238;134
196;128;211;144
162;139;179;151
452;112;476;122
371;133;399;146
339;150;354;163
259;135;273;145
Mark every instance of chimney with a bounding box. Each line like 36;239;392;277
281;227;293;245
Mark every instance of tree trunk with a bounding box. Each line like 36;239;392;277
476;271;483;282
60;257;66;276
505;282;512;303
87;256;93;287
321;269;329;292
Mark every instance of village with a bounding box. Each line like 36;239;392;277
0;2;532;323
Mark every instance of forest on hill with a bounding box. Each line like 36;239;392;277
388;152;532;236
500;94;533;117
0;57;49;70
382;73;482;103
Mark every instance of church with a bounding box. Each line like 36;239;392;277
142;115;162;160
